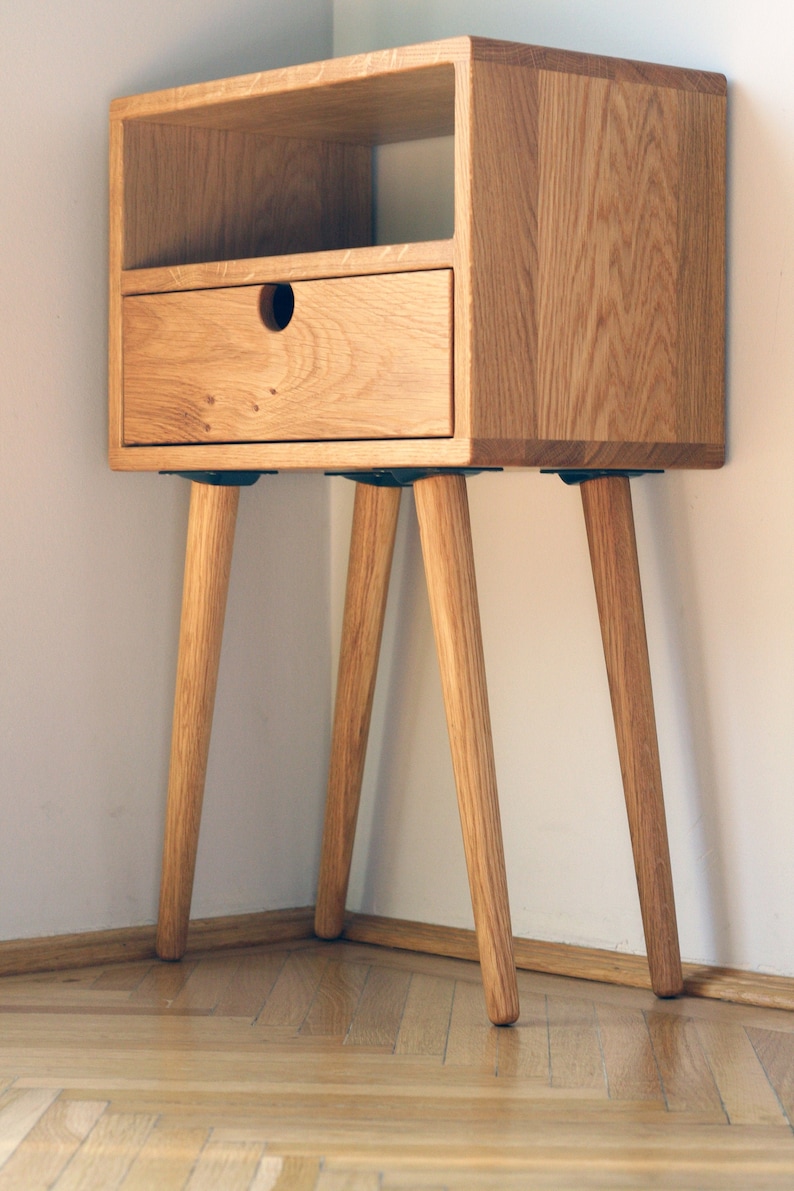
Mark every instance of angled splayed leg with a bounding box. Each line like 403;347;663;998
580;474;683;997
414;473;519;1025
156;481;239;960
315;482;401;940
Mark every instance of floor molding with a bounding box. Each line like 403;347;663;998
2;907;793;1013
0;907;315;978
342;912;794;1013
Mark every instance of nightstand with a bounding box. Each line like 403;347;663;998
110;37;726;1023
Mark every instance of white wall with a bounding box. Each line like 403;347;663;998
333;1;794;975
0;1;334;938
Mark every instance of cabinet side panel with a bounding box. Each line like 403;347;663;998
605;82;679;444
108;118;125;456
676;90;726;451
537;74;700;453
123;123;371;269
536;72;611;441
466;60;539;441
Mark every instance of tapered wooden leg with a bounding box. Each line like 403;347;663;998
156;481;240;960
315;483;402;940
580;475;683;997
414;474;519;1026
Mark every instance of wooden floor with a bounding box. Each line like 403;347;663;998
1;938;793;1189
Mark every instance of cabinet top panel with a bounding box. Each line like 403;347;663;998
110;36;725;145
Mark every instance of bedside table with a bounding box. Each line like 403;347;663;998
109;37;726;1024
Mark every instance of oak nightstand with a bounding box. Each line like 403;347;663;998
110;37;726;1024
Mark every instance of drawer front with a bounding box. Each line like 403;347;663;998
122;270;452;445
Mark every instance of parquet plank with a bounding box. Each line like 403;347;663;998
443;982;498;1072
183;1136;265;1189
170;955;241;1011
695;1020;789;1126
91;964;152;993
118;1124;207;1189
315;1171;380;1190
497;991;549;1081
394;974;454;1058
300;961;369;1038
129;959;197;1006
51;1110;156;1189
645;1012;725;1119
746;1026;794;1124
265;1156;322;1190
247;1154;284;1190
0;1097;105;1191
256;951;329;1029
547;997;606;1092
214;951;286;1019
0;1088;60;1168
346;966;411;1049
596;1002;664;1102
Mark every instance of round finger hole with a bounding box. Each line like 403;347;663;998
260;283;294;331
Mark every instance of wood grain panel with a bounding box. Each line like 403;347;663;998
122;272;452;445
676;88;726;450
123;124;371;270
536;70;611;441
464;59;538;441
108;118;125;459
605;83;678;444
469;38;727;95
120;241;454;296
112;55;459;140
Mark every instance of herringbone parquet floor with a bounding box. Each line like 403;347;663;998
1;938;793;1188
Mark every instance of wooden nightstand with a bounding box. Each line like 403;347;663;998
109;37;726;1024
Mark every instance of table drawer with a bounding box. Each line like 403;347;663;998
122;270;452;445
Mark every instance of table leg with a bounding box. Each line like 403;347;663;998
580;475;683;997
156;481;240;961
315;482;402;940
414;474;519;1026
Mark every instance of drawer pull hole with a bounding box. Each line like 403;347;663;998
260;283;294;331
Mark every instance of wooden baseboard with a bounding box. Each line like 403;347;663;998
2;907;793;1013
0;907;314;978
342;912;794;1014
